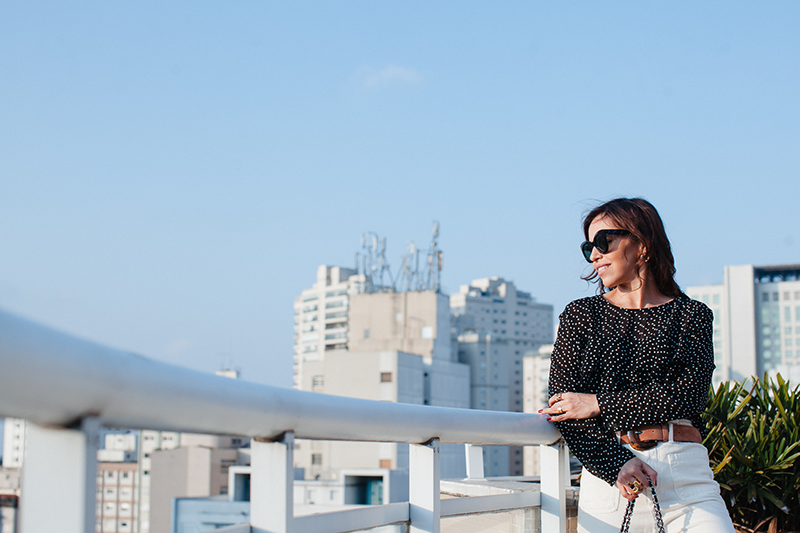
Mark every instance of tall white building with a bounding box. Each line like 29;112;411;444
449;277;554;476
293;265;359;389
686;264;800;386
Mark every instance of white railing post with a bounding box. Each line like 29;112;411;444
409;438;440;533
251;431;294;533
19;416;100;533
540;439;569;533
464;444;484;479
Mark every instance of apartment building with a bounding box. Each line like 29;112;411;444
450;277;554;476
686;264;800;385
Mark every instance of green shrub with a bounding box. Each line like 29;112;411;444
703;374;800;533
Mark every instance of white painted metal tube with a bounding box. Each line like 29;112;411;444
0;309;560;446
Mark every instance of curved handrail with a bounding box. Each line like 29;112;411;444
0;309;560;446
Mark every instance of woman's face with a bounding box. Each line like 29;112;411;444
586;215;644;289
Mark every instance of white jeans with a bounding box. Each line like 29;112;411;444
577;441;735;533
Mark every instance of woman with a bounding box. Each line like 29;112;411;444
541;198;734;532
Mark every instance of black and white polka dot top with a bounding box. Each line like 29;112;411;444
548;294;714;485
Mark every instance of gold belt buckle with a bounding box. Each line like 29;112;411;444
628;430;658;451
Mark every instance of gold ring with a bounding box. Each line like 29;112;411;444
557;407;564;414
555;394;563;402
628;480;643;494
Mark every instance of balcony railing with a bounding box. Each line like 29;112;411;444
0;308;569;533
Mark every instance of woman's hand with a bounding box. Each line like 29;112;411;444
540;392;601;421
615;458;658;501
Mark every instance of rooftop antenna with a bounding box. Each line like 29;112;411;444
425;221;443;293
354;223;441;293
397;241;419;292
359;232;394;293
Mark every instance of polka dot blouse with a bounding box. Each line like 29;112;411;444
548;295;714;485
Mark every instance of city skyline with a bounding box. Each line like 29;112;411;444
1;2;799;389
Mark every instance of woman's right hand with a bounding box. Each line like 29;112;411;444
615;457;658;501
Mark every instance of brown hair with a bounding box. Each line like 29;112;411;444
581;198;684;297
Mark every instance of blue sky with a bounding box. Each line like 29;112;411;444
1;2;799;389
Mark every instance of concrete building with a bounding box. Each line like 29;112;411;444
296;349;470;479
97;461;139;533
686;264;800;386
293;265;471;480
293;267;554;479
149;446;245;533
450;278;554;476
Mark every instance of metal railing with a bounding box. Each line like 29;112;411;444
0;308;569;533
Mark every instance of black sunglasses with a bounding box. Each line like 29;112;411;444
580;230;629;262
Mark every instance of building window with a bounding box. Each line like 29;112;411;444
326;289;348;298
312;375;324;388
364;329;370;340
713;294;720;304
763;293;770;302
311;454;322;465
773;292;779;301
380;372;392;383
786;308;792;322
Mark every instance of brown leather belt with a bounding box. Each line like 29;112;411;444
619;424;702;451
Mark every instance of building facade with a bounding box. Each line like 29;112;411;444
293;265;359;390
450;278;554;476
293;268;470;479
293;268;554;479
97;461;139;533
686;264;800;386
